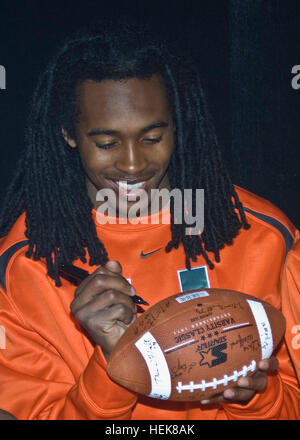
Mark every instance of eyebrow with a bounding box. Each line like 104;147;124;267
88;120;169;137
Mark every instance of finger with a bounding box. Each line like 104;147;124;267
223;386;255;403
200;388;255;406
258;356;279;372
79;288;136;314
200;387;255;405
200;393;224;405
77;298;136;331
73;264;134;300
74;264;126;298
71;287;136;318
199;388;253;405
237;370;268;391
92;306;136;357
71;277;135;313
102;302;137;327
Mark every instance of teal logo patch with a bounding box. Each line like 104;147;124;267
177;266;210;292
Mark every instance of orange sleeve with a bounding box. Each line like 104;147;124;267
0;255;137;420
281;230;300;383
222;230;300;420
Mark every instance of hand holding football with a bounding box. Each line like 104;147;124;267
107;288;285;402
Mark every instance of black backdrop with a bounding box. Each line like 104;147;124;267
0;0;299;227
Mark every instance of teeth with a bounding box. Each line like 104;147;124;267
117;181;145;190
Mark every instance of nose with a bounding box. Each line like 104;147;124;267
115;141;147;175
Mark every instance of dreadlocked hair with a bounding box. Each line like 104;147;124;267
0;19;250;286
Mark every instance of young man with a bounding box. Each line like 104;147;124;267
0;20;299;419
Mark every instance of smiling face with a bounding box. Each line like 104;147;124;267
64;75;175;217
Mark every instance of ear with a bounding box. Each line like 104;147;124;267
61;127;77;148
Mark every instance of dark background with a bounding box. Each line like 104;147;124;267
0;0;299;227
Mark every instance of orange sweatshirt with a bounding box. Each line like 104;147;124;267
281;230;300;383
0;186;299;420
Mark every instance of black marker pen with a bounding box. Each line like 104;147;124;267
58;264;149;307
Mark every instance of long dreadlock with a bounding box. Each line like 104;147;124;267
0;19;250;286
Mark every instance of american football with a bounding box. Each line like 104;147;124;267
106;288;286;402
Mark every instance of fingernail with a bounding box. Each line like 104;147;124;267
238;378;249;387
259;360;268;370
200;400;210;405
224;389;235;399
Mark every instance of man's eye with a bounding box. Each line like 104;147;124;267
143;136;162;144
95;142;116;150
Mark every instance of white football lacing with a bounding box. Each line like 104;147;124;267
176;359;256;393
